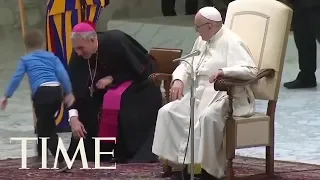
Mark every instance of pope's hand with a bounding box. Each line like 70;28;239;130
70;117;87;139
170;80;184;101
209;69;224;83
96;76;113;89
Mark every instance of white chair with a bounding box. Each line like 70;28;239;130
214;0;293;179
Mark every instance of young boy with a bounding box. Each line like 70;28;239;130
0;29;73;172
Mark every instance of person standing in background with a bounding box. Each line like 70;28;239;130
161;0;198;16
201;0;233;21
284;0;320;89
161;0;232;22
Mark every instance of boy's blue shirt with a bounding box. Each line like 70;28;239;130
4;50;72;98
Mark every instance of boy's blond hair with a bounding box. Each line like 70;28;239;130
23;29;45;50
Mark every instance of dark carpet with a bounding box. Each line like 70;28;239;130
1;156;320;179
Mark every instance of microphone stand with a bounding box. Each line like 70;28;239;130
173;58;196;180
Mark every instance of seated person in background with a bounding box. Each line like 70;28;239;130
67;22;163;163
152;7;258;180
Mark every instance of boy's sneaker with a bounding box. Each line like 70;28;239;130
55;161;70;172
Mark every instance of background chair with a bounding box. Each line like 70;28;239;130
149;48;182;103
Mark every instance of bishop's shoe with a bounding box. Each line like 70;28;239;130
109;157;128;164
170;168;220;180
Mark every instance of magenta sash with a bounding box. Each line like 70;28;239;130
98;81;133;141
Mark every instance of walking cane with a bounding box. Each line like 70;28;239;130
18;0;26;38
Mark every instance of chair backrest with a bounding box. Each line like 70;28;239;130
224;0;292;100
149;48;182;74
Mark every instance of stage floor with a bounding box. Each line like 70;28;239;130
0;28;320;166
1;156;320;179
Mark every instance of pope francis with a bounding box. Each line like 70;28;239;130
152;7;258;180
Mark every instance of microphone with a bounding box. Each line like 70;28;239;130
173;50;201;62
171;51;200;180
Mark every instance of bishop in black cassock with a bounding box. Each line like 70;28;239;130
67;23;162;163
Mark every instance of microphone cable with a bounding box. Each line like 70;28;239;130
181;115;192;180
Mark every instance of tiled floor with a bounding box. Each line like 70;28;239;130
0;26;320;166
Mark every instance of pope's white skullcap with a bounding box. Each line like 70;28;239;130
198;6;222;21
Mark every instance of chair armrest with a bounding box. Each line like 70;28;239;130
149;73;173;103
214;68;275;91
149;73;173;86
216;68;275;160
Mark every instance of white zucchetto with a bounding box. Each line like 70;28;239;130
198;7;222;21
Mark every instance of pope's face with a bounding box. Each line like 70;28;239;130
194;14;212;41
72;38;97;59
195;22;212;41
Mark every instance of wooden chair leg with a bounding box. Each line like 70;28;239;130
266;145;274;176
162;164;172;177
164;81;171;103
226;157;234;180
266;101;276;177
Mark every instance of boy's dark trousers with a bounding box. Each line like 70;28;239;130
33;86;64;162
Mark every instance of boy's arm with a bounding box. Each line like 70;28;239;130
54;57;72;95
4;60;26;98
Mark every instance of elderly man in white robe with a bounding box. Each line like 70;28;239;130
152;7;258;180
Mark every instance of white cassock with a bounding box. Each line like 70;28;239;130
152;26;258;178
